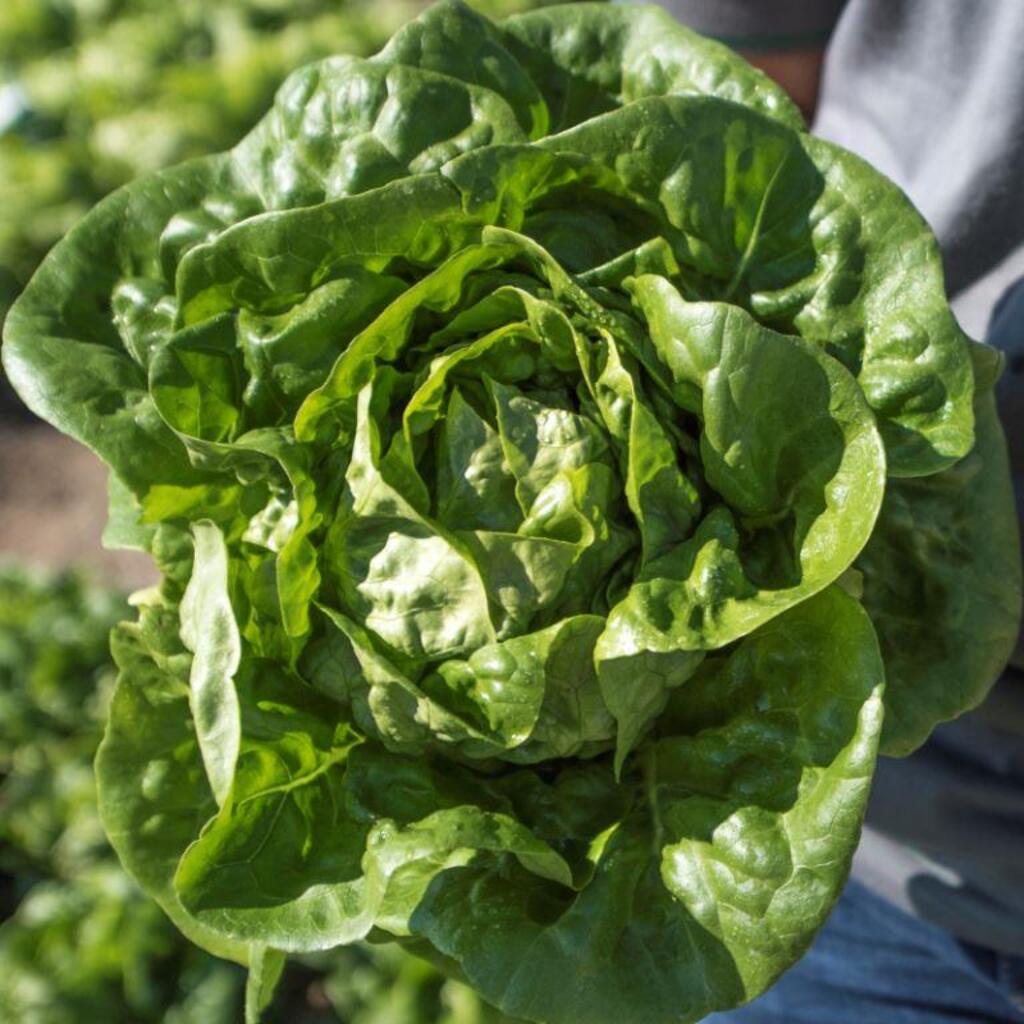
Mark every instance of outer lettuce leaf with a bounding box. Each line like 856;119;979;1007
94;602;252;966
500;2;804;132
857;344;1023;754
1;156;242;503
171;660;377;951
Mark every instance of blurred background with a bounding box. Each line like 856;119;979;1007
0;1;572;1020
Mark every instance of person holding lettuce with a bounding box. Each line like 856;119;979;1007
638;1;1024;1020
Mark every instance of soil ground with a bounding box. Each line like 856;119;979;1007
0;421;157;589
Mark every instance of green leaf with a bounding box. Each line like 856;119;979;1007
150;314;246;447
323;382;497;661
176;176;472;329
457;529;582;639
238;270;406;417
857;344;1023;753
490;378;613;513
313;602;491;753
369;804;573;936
180;521;241;807
595;279;885;764
95;601;250;965
425;614;614;762
574;330;701;565
435;388;520;533
379;0;547;137
234;0;536;208
1;156;235;497
173;662;375;951
103;470;156;553
501;2;803;132
244;945;286;1024
236;428;323;640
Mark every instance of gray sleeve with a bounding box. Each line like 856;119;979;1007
644;0;849;48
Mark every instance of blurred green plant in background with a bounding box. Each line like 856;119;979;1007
0;0;569;320
0;564;519;1021
0;565;246;1022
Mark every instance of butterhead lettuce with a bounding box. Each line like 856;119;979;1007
2;3;1020;1022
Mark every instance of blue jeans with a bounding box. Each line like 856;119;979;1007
708;881;1024;1023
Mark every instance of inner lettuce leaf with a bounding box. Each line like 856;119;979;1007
2;2;1018;1023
